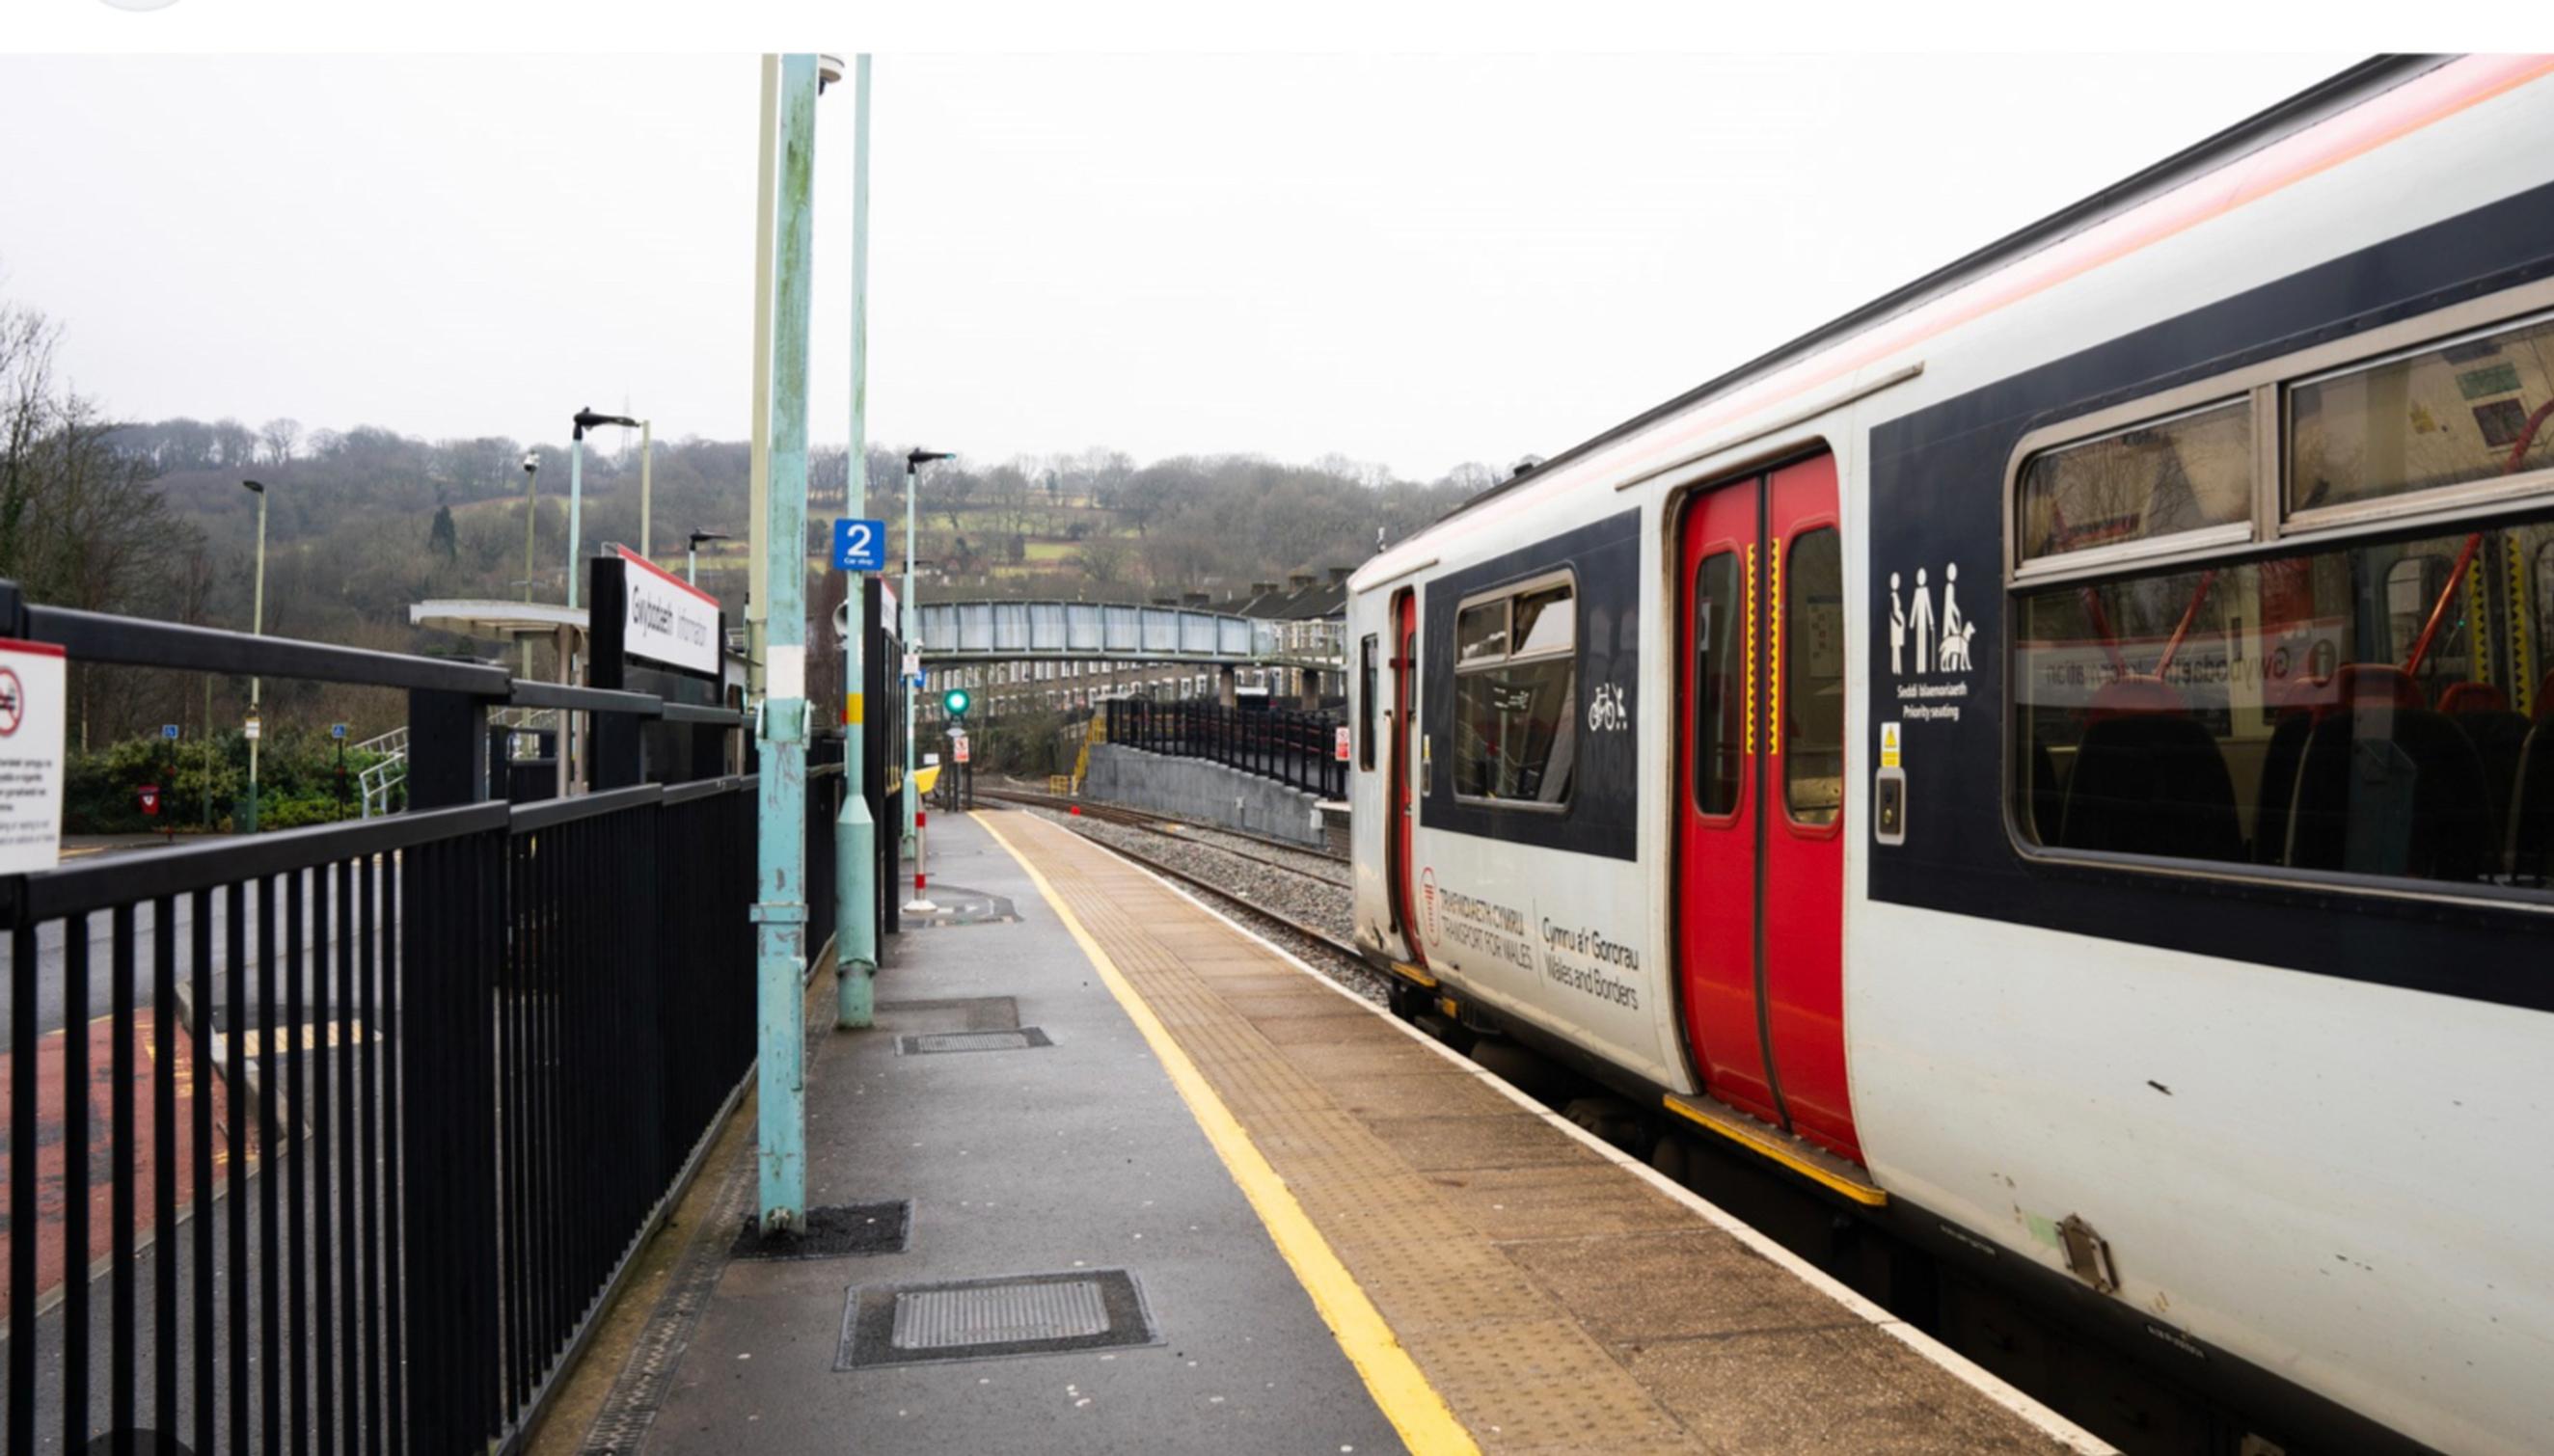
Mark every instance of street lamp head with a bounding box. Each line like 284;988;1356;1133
907;449;955;471
522;451;540;475
240;479;265;495
689;529;732;549
571;408;642;441
818;54;846;89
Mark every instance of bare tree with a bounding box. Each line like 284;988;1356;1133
1071;536;1133;586
260;417;302;465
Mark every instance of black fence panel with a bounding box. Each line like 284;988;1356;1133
1103;697;1345;800
1;580;764;1456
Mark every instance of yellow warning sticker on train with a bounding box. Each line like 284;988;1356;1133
1880;721;1902;768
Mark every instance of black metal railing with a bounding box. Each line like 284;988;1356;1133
1104;698;1346;799
0;580;761;1454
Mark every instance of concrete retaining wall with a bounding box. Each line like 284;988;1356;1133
1082;742;1327;847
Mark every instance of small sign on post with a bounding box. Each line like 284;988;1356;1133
833;518;888;572
0;637;68;875
1334;724;1350;762
332;722;348;741
161;723;180;741
951;737;970;765
244;716;262;741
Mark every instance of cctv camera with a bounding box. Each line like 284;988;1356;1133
522;451;540;473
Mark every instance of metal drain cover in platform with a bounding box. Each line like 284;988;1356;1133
730;1200;910;1261
896;1027;1054;1056
836;1269;1157;1369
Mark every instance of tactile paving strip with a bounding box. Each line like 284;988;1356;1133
1000;812;2072;1455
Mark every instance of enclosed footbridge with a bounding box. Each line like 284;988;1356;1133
911;599;1328;667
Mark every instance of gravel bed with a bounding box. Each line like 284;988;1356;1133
1014;805;1392;1006
1166;822;1351;888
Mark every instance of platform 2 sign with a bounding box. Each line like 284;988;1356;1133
833;518;887;573
613;547;721;678
0;637;68;875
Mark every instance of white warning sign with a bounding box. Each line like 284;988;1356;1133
0;637;68;875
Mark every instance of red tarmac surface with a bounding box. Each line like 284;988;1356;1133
0;1011;249;1309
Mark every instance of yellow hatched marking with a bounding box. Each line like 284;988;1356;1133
977;812;1481;1456
1769;538;1784;748
2509;534;2534;717
2467;553;2487;684
1743;545;1758;756
1662;1094;1888;1206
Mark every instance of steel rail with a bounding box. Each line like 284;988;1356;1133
975;786;1349;881
987;802;1368;963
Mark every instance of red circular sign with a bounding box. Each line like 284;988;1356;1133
0;666;23;738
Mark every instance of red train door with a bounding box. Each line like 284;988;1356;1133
1387;588;1428;966
1673;454;1859;1161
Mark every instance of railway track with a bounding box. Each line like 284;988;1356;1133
978;795;1371;967
973;785;1348;885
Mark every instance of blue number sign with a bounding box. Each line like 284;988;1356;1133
833;518;887;572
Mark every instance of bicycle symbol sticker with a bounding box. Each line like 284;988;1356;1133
1586;681;1628;733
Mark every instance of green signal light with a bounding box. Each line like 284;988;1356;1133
942;688;971;717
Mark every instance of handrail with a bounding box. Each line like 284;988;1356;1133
10;800;510;922
27;604;509;694
508;782;663;834
508;680;665;716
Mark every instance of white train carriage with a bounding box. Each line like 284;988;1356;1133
1347;54;2554;1456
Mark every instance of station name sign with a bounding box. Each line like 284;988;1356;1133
615;547;720;677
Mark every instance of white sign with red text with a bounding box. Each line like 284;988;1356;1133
0;637;67;875
617;547;721;677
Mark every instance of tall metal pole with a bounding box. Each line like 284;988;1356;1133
638;418;654;559
835;53;880;1029
523;459;539;603
746;55;780;698
566;426;585;611
522;455;540;676
903;455;919;856
753;52;820;1234
246;481;267;829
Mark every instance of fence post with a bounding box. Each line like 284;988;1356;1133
400;828;504;1451
408;689;492;808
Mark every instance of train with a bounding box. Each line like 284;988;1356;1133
1344;55;2554;1456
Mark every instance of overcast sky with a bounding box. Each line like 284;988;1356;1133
0;52;2351;480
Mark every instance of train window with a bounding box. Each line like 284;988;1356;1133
2013;513;2554;892
1691;552;1743;816
1783;529;1845;824
1452;574;1577;808
2019;399;2252;564
1359;634;1378;771
1456;600;1509;662
2289;313;2554;516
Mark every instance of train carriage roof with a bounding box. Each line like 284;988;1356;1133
1427;54;2447;531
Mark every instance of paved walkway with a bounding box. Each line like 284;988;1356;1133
553;809;2104;1454
591;809;1400;1455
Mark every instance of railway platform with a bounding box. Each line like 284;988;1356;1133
542;808;2107;1455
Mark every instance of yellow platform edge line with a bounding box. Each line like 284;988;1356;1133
1662;1094;1889;1207
978;811;1481;1456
